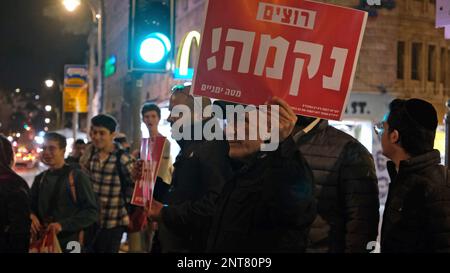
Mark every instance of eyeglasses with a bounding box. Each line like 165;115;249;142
373;122;384;136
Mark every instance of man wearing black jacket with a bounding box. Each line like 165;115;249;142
147;84;232;253
0;134;30;253
379;98;450;252
207;97;316;253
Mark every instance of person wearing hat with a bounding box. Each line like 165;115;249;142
377;98;450;252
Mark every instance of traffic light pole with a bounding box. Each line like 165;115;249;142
130;72;144;152
72;112;79;140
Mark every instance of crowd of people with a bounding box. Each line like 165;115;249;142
1;83;450;253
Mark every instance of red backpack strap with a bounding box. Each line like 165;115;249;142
68;170;77;204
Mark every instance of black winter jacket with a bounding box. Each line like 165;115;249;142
207;137;316;253
159;124;232;253
381;150;450;253
296;120;379;253
0;173;31;253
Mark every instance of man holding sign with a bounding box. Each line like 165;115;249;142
192;0;377;253
146;84;232;253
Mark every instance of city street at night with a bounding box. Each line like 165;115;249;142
1;0;450;268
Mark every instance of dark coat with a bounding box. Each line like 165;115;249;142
296;120;380;253
207;137;316;253
381;150;450;253
159;124;232;253
0;172;31;253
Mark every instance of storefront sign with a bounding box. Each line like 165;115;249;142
174;31;201;79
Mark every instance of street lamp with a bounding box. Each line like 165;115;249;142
45;79;55;88
62;0;81;12
45;118;51;124
62;0;103;126
15;88;20;93
45;105;52;112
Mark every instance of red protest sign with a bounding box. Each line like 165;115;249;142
192;0;367;120
131;136;167;207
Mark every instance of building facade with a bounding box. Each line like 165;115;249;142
100;0;450;172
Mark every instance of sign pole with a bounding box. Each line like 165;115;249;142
72;112;79;141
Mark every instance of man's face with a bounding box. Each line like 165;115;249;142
90;126;116;150
167;93;193;128
73;143;86;157
226;112;263;159
143;110;161;131
380;120;398;159
42;140;65;167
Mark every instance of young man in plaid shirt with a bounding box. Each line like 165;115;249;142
81;114;135;253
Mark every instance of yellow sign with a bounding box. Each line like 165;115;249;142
64;87;88;113
64;77;87;87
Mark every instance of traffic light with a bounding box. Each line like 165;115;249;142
129;0;175;73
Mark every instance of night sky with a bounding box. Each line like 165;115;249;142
0;0;90;94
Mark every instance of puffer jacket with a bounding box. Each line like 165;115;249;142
207;137;316;253
295;120;379;253
159;119;232;253
381;150;450;253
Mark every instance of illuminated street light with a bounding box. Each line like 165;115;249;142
62;0;103;124
35;95;40;100
62;0;81;12
45;105;52;112
45;79;55;88
16;133;21;138
45;118;51;124
15;88;20;93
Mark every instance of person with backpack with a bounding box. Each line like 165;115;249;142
81;114;136;253
30;132;98;252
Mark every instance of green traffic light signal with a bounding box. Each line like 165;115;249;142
129;0;175;73
139;32;172;64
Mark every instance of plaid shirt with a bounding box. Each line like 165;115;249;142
85;144;135;229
